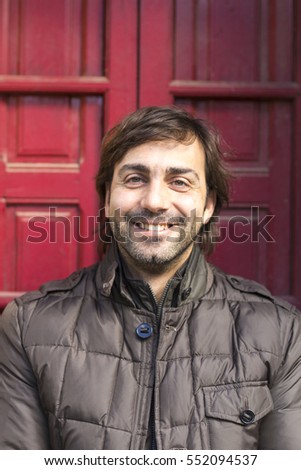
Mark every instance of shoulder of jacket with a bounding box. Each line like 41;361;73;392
226;273;273;299
16;264;98;306
213;267;298;314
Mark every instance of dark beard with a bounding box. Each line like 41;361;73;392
108;208;199;274
118;237;194;275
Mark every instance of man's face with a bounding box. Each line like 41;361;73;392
105;139;215;273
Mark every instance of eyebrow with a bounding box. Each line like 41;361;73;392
118;164;149;176
166;166;200;182
118;164;200;181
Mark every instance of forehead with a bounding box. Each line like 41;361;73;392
114;139;206;175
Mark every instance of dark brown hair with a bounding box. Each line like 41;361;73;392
96;106;232;254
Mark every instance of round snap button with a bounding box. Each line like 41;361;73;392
136;323;153;339
240;409;255;425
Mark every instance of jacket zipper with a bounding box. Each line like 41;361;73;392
148;282;171;450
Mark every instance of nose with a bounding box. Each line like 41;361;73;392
140;181;170;213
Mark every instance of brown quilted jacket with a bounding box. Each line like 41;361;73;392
0;245;300;449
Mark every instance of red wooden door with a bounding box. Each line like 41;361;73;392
0;0;138;309
139;0;301;309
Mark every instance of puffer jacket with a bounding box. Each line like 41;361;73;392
0;245;301;450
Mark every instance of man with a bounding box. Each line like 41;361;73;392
0;106;300;450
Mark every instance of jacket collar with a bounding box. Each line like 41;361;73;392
97;242;213;309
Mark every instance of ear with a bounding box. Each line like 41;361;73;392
203;190;216;224
104;183;110;218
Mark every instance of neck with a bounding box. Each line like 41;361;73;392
137;270;176;302
119;247;193;302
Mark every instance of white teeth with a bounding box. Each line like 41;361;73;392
135;223;168;232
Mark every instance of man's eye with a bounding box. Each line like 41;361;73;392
125;176;145;185
170;179;189;190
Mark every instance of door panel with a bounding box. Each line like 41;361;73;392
4;0;105;77
6;204;79;292
7;96;80;164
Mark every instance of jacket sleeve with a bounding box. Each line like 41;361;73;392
0;300;50;449
259;306;301;449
